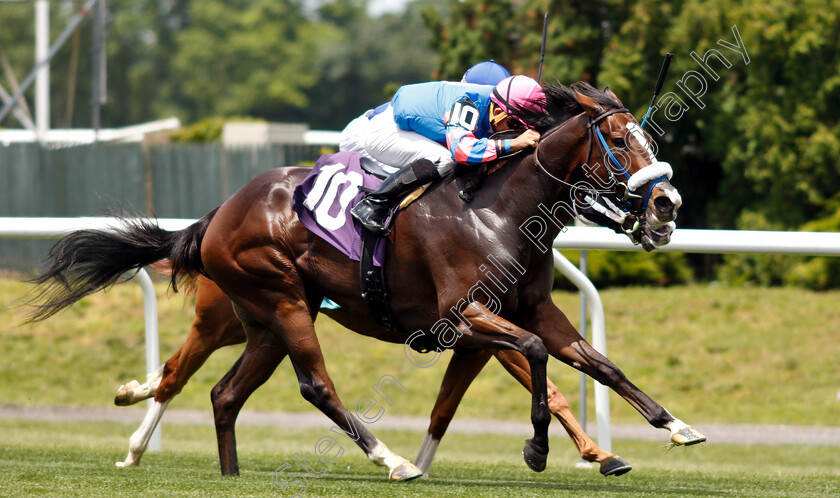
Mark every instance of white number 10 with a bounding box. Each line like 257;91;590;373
450;101;480;130
302;163;364;231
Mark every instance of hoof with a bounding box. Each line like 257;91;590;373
522;439;547;473
599;456;632;477
389;461;423;482
670;426;707;446
114;380;141;406
115;459;136;468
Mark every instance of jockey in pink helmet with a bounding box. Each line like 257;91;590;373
352;74;545;235
339;61;512;170
490;75;546;129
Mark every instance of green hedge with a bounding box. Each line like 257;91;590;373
555;250;693;290
717;210;840;290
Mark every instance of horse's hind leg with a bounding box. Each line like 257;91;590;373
115;397;171;468
116;277;245;468
114;365;164;407
157;277;246;401
493;349;632;477
415;349;494;475
212;307;287;476
217;279;421;481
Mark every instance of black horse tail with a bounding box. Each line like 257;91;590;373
25;208;218;323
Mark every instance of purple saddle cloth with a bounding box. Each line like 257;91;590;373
292;151;387;266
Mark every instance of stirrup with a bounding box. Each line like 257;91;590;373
351;198;393;235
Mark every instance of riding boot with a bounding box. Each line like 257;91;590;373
351;158;440;235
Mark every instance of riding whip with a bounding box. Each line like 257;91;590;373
640;52;674;129
537;12;549;82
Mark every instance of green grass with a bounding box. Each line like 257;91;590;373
0;418;838;497
1;277;839;427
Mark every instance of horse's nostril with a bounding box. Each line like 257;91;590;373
654;196;674;213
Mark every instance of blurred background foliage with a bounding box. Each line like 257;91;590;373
1;0;839;288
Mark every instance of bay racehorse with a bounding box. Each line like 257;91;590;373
27;81;704;481
113;272;631;476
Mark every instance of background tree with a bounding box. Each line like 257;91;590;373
0;0;194;129
423;0;631;82
170;0;321;121
286;0;438;129
602;0;840;232
104;0;190;126
423;0;518;80
0;0;85;128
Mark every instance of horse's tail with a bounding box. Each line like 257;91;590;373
148;259;201;298
25;208;218;322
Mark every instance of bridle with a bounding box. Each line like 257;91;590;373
533;106;673;237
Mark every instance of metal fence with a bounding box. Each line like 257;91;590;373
0;142;330;272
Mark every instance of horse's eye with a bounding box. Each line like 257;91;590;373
612;137;626;148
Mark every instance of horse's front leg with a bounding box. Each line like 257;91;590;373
524;297;705;446
493;349;632;476
456;302;551;472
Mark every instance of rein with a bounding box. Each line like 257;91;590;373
533;106;672;234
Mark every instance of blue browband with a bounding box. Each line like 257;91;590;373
593;126;632;182
592;122;672;214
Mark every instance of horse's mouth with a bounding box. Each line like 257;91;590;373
646;208;677;228
574;189;678;252
635;220;675;251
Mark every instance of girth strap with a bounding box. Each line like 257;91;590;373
359;231;399;332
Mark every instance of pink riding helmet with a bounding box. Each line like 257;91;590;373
491;75;546;128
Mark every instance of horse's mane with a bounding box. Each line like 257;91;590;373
506;81;621;133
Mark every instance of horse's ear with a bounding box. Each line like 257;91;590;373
575;91;604;116
603;86;624;107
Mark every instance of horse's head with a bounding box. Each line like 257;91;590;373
580;85;681;250
522;82;681;251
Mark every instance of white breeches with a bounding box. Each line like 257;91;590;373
340;110;399;175
340;111;374;156
364;106;456;175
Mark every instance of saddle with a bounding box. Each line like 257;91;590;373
358;156;395;179
291;152;420;337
